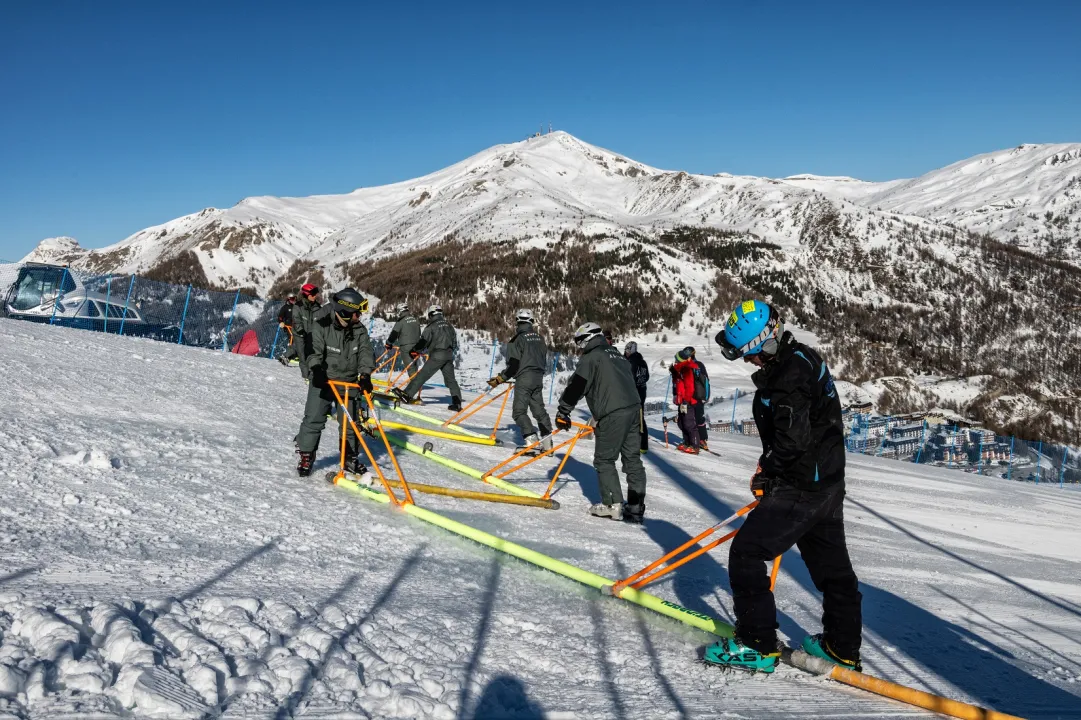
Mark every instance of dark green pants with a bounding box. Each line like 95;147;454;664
392;343;416;373
403;351;461;399
512;371;551;437
593;405;647;506
295;382;365;457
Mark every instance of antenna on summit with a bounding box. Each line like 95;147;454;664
548;122;552;134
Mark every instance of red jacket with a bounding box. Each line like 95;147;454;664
671;359;698;406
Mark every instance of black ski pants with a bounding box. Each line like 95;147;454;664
677;405;700;448
694;402;708;443
729;480;862;658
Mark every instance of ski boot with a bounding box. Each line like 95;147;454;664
390;387;411;405
517;433;541;456
538;429;554;453
296;450;315;478
801;634;861;672
703;637;779;673
448;395;463;412
588;503;623;521
677;444;699;455
699;440;709;452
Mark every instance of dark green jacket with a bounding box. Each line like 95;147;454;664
415;316;457;356
501;322;548;378
293;297;323;345
388;313;421;347
306;314;376;383
558;336;640;420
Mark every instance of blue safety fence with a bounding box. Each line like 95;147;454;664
0;262;288;359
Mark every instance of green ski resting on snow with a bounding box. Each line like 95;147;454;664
333;475;734;638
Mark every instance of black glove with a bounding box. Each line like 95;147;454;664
555;413;572;432
357;373;373;393
310;365;327;388
749;468;775;498
487;375;504;389
384;343;393;351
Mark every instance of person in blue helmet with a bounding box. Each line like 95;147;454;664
703;300;862;674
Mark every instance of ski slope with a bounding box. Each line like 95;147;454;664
1;319;1079;719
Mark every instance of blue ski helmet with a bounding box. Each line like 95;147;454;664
716;300;783;360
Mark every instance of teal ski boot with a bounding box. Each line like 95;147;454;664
801;634;862;672
703;637;780;673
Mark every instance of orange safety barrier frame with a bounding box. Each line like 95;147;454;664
327;380;415;507
606;501;780;596
374;349;398;375
539;426;593;500
389;353;426;388
443;384;513;440
482;421;594;487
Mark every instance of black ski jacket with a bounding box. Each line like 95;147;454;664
752;333;845;491
277;302;294;326
626;351;649;390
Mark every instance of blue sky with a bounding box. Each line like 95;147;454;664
1;0;1078;257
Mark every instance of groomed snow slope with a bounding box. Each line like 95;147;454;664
1;320;1079;719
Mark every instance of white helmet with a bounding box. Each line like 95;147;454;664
573;321;604;349
514;308;534;324
426;304;443;320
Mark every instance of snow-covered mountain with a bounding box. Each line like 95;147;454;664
20;133;1081;443
27;133;1081;294
863;144;1081;256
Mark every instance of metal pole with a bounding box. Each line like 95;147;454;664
222;289;241;352
977;432;984;475
1007;436;1015;481
49;268;70;325
548;352;559;405
118;275;136;336
948;424;957;468
269;324;281;359
104;276;111;333
915;420;927;464
488;336;498;378
1060;446;1067;488
177;284;192;344
1035;440;1042;484
730;391;737;427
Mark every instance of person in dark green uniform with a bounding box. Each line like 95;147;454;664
487;309;553;452
385;302;421;372
556;322;648;523
294;288;376;478
391;305;463;412
292;283;324;382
